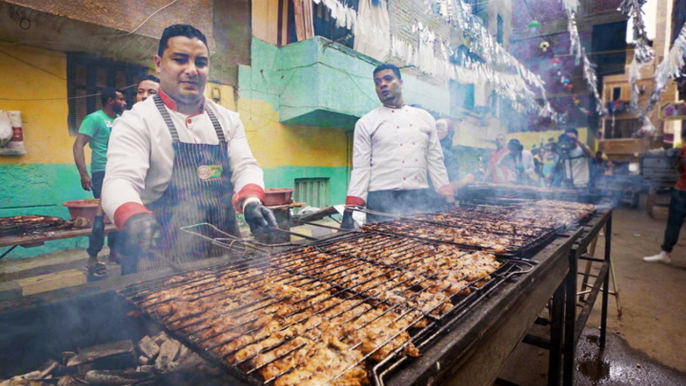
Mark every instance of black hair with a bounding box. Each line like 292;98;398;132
564;128;579;137
373;63;401;80
100;88;121;106
507;138;523;151
158;24;208;57
140;74;160;84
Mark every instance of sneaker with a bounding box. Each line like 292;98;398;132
642;251;671;264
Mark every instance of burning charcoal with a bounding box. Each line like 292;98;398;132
57;376;86;386
84;370;154;386
136;366;154;373
61;352;77;366
175;343;191;361
0;380;45;386
170;352;204;372
36;360;59;379
151;331;170;346
154;340;180;374
137;336;159;360
67;341;137;370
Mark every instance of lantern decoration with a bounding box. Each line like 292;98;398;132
527;20;541;34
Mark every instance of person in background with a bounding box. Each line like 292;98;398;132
72;88;126;278
136;75;160;103
430;119;474;208
496;139;535;185
341;63;454;228
591;151;607;186
435;119;460;183
562;128;593;188
88;77;161;277
102;24;277;274
643;126;686;264
483;133;509;183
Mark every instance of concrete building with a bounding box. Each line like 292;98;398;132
600;0;681;144
0;0;525;258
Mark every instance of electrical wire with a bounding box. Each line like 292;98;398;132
10;0;178;46
0;48;66;80
0;83;136;101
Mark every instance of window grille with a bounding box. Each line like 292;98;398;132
67;54;146;135
294;178;330;209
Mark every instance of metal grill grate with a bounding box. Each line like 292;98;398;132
118;232;529;386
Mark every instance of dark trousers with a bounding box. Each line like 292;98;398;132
662;189;686;253
366;189;435;223
90;171;118;254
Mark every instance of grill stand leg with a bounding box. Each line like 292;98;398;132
547;282;564;386
563;248;577;386
600;215;612;349
578;235;599;303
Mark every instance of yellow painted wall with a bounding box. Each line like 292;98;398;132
0;43;75;165
237;98;348;168
508;128;590;152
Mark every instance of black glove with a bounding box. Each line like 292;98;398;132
87;215;105;258
340;208;356;230
244;202;278;235
120;213;160;275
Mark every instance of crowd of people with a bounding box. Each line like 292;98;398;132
482;129;606;190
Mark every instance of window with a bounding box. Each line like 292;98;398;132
288;0;358;47
497;15;503;44
606;118;641;139
67;54;147;135
294;178;330;209
450;80;475;115
612;87;621;101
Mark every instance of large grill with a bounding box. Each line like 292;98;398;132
118;231;529;386
116;201;596;386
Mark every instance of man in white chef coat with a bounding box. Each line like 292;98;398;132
341;63;454;228
102;24;276;274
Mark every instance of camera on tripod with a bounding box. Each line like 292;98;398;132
555;133;575;156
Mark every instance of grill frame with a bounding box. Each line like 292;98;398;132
117;231;532;386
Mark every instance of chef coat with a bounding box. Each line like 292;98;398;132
346;105;453;206
102;91;265;229
563;146;590;187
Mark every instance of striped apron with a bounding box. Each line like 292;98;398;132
120;94;240;274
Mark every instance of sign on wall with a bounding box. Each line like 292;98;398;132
660;102;686;121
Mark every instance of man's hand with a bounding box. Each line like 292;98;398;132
121;213;160;257
340;208;357;230
80;174;92;191
86;215;105;257
244;202;278;235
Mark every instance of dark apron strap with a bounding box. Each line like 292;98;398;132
153;94;226;143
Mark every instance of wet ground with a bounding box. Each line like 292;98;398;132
498;197;686;385
575;329;686;386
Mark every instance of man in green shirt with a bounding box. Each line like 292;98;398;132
72;88;126;277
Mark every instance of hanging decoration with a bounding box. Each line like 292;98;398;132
322;0;557;119
527;20;541;34
562;1;606;116
619;0;654;63
312;0;358;30
648;20;686;112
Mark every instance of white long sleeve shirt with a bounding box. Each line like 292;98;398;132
102;92;265;229
496;150;535;183
345;105;453;206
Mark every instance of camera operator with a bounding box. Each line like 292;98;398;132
553;128;593;188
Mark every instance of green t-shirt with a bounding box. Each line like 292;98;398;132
78;110;118;173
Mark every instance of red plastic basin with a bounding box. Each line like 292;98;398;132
264;188;294;206
62;199;111;224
